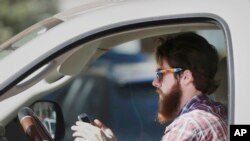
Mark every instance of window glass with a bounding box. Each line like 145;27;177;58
0;18;63;60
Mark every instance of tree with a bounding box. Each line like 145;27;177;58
0;0;59;44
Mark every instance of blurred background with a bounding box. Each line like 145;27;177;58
0;0;93;44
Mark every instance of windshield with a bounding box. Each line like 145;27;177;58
0;17;63;60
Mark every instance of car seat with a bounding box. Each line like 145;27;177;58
214;57;228;107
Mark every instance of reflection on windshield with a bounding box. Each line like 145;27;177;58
0;17;63;60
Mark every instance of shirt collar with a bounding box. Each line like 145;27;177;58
177;94;209;116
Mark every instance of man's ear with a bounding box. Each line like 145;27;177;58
181;70;193;85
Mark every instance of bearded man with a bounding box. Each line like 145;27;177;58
152;32;227;140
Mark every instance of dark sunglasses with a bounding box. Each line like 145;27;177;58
156;68;183;81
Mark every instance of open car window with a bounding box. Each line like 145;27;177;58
3;18;230;141
40;23;228;140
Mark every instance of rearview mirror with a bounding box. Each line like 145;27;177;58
30;101;65;140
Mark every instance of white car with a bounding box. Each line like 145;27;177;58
0;0;249;140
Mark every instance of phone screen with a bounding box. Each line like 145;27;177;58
78;113;91;123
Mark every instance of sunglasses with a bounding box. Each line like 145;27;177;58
156;68;183;81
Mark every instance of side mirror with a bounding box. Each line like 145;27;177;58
30;101;65;140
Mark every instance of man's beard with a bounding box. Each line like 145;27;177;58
156;83;181;124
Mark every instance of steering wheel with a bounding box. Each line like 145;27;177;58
18;107;54;141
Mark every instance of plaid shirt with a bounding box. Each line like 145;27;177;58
162;94;228;141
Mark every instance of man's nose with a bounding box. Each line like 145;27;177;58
152;78;161;88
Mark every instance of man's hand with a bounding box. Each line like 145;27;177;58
71;119;116;141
